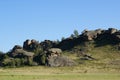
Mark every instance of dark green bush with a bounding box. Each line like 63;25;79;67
14;58;21;67
40;54;46;65
33;52;46;65
0;51;4;61
2;58;15;67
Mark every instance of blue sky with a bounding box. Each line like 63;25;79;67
0;0;120;52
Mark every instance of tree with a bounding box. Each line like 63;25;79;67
70;34;74;39
0;51;4;54
61;37;65;41
0;51;4;61
56;39;60;44
73;30;79;38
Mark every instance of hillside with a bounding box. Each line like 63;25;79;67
0;28;120;68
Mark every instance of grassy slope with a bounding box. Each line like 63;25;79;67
0;44;120;80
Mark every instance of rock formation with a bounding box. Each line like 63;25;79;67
45;48;76;67
0;28;120;67
23;39;40;51
47;56;76;67
40;40;56;50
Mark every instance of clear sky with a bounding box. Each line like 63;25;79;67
0;0;120;52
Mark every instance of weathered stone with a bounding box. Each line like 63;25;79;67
23;39;40;51
81;29;103;41
108;28;117;34
116;35;120;39
12;45;22;51
40;40;55;50
10;44;34;58
13;49;34;57
45;48;76;67
47;56;76;67
47;48;62;56
95;29;103;35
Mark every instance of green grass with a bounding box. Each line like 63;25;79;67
0;66;120;80
0;73;120;80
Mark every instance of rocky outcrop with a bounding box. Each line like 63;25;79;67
10;45;34;59
23;39;40;51
114;31;120;42
11;49;34;58
79;28;120;42
56;38;77;50
57;28;120;50
23;39;58;52
45;48;76;67
106;28;118;34
81;29;103;41
1;28;120;67
47;56;76;67
40;40;56;50
12;45;23;51
47;48;62;57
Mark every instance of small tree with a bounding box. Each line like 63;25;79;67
70;34;74;39
61;37;65;41
0;51;4;61
40;54;46;65
73;30;79;38
56;39;60;44
2;58;15;67
15;58;21;67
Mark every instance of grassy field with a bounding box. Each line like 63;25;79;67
0;73;120;80
0;65;120;80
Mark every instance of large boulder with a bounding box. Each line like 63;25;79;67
47;56;76;67
11;49;34;58
47;48;62;56
45;48;76;67
10;45;34;58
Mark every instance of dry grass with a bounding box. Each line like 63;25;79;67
0;66;120;80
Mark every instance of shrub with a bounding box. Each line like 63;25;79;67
28;58;33;66
2;58;15;67
0;51;4;61
33;52;46;65
61;37;65;41
73;30;79;38
40;54;46;65
15;58;21;67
